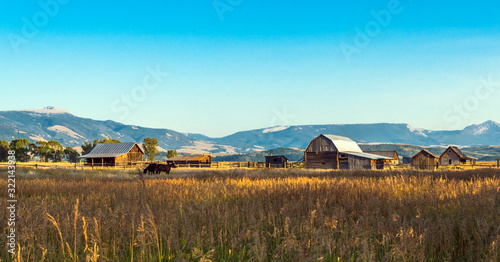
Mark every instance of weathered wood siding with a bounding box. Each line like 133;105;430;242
305;136;338;153
305;152;338;169
265;156;288;168
305;136;339;169
439;149;461;166
343;154;371;170
412;152;438;170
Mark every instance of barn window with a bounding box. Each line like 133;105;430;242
448;150;452;154
274;158;278;162
449;159;452;165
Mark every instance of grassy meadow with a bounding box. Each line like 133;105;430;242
1;168;500;261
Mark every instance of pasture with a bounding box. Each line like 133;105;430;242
1;168;499;261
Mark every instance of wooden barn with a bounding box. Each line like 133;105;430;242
497;158;500;168
80;142;144;166
365;151;400;165
305;134;393;170
265;155;288;168
412;149;439;170
166;155;212;165
439;146;477;166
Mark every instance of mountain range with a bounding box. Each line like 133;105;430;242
1;106;499;154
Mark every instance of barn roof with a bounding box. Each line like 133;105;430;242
265;155;288;160
320;134;363;153
344;152;393;160
413;149;439;159
167;155;211;161
80;142;143;158
364;151;398;159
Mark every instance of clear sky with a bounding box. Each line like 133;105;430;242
1;0;499;137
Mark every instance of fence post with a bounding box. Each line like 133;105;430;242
35;164;38;170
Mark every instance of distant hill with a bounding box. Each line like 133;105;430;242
208;121;500;150
1;107;499;155
0;106;194;151
212;148;305;162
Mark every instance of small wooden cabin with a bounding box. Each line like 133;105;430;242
166;155;212;165
439;146;477;166
365;151;400;165
265;155;288;168
412;150;439;170
80;142;144;166
305;134;393;170
402;156;413;165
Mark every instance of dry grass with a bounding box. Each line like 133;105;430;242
1;168;500;261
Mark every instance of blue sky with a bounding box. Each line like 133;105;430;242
1;0;499;137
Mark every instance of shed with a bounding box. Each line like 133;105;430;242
365;151;400;165
497;158;500;168
305;134;393;170
402;156;413;165
80;142;144;166
439;146;477;166
412;149;439;170
265;155;288;168
166;155;212;165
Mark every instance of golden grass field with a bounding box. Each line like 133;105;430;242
1;167;500;261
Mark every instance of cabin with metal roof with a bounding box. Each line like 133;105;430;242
365;151;400;165
304;134;393;170
265;155;288;168
439;146;477;166
166;155;212;165
412;149;439;170
80;142;144;166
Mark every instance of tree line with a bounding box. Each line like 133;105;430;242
0;137;177;163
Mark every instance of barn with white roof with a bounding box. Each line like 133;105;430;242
304;134;393;170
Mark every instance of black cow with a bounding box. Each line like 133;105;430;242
143;163;177;175
156;163;177;174
143;163;158;174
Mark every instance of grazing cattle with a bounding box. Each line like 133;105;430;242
143;163;158;174
156;163;177;174
143;163;177;175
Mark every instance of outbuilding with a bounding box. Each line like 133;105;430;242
166;155;212;165
265;155;288;168
412;149;439;170
365;151;400;165
439;146;477;166
304;134;393;170
80;142;144;166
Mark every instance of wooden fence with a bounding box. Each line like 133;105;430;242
0;161;303;171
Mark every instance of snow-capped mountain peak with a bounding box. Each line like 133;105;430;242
18;106;72;115
463;120;500;135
